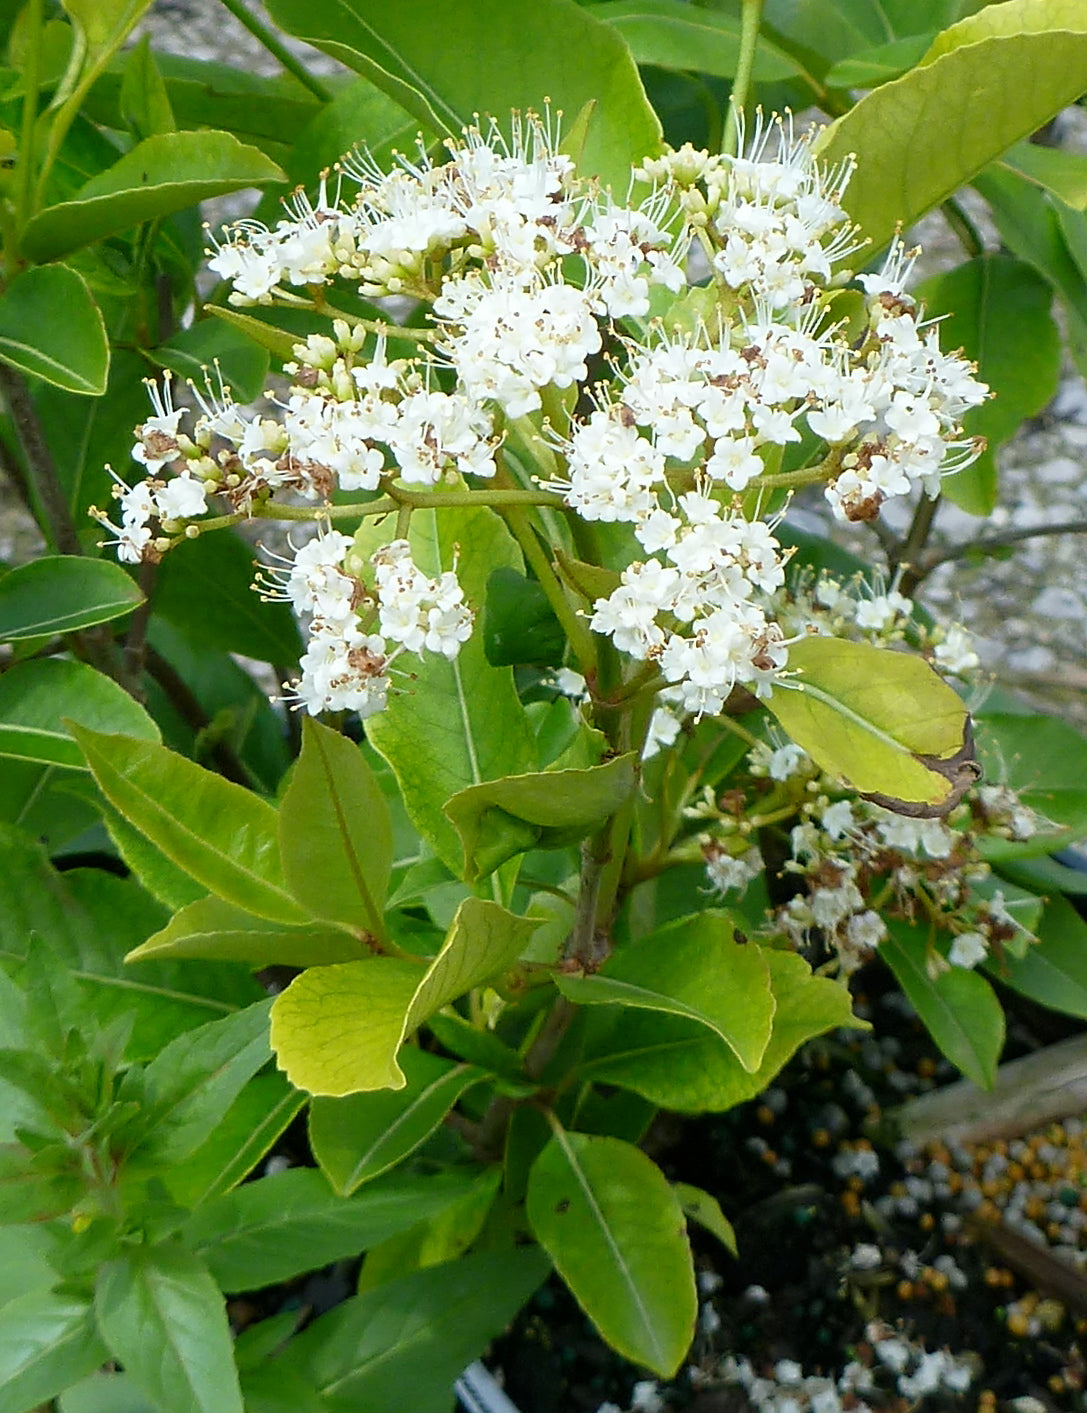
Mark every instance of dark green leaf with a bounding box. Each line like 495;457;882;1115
590;0;803;82
976;712;1087;858
0;658;158;770
119;35;175;140
483;567;565;667
0;556;142;640
153;318;269;406
824;32;934;88
987;895;1087;1020
0;264;108;396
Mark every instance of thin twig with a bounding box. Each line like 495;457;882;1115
0;363;82;555
917;518;1087;577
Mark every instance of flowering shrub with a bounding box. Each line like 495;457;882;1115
3;1;1087;1409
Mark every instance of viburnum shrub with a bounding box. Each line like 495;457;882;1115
4;1;1087;1408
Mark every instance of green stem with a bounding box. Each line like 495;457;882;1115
215;0;333;102
15;0;43;235
503;503;599;680
942;197;985;260
722;0;765;157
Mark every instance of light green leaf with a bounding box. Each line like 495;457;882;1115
0;1289;107;1413
673;1181;737;1256
823;32;934;88
588;0;803;82
815;0;1087;253
71;726;307;924
119;34;175;139
363;506;537;876
271;896;537;1094
94;1245;242;1413
185;1165;479;1292
280;719;392;933
582;948;862;1111
444;752;638;882
0;555;142;640
59;1371;158;1413
986;895;1087;1021
526;1128;696;1378
556;911;773;1072
274;1249;548;1413
311;1049;486;1194
767;637;974;814
999;140;1087;211
0;658;158;770
263;0;661;192
204;305;299;362
21;131;285;262
917;255;1060;515
126;894;367;968
0;264;108;395
881;922;1004;1088
356;1167;501;1291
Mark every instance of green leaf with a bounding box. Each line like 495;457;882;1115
119;34;175;140
916;255;1060;515
444;753;638;882
21;131;286;262
126;894;367;968
184;1165;480;1292
95;1245;243;1413
589;0;803;82
270;896;537;1094
999;140;1087;211
263;0;661;193
975;711;1087;857
71;727;307;924
363;506;537;876
153;318;269;406
310;1048;486;1193
823;31;934;88
203;305;299;362
284;75;420;188
767;637;974;814
556;911;773;1072
986;895;1087;1021
526;1128;695;1377
483;566;565;668
673;1181;737;1256
0;658;158;770
815;0;1087;253
0;555;142;641
881;922;1004;1088
582;948;861;1111
0;1289;108;1413
280;719;392;933
275;1249;548;1413
0;264;108;395
59;1371;158;1413
137;999;273;1164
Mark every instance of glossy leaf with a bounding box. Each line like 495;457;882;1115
987;896;1087;1021
824;32;933;88
767;637;973;813
917;255;1060;514
483;566;565;668
284;75;420;188
0;555;142;641
673;1182;737;1256
445;752;638;882
556;911;773;1072
271;896;536;1094
590;0;803;82
363;506;537;875
280;719;392;933
526;1128;696;1377
127;894;367;968
0;658;158;771
275;1249;548;1413
0;264;108;395
185;1165;480;1291
0;1289;107;1413
976;712;1087;858
94;1245;242;1413
582;949;861;1111
119;34;175;139
21;131;285;262
264;0;660;191
999;141;1087;211
154;318;269;405
815;0;1087;253
71;727;306;924
881;922;1004;1088
310;1048;486;1193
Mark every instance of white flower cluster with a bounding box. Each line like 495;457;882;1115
262;530;472;716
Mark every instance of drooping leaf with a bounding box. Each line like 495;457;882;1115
555;911;774;1072
126;894;367;968
94;1245;243;1413
767;637;975;815
0;556;142;641
71;727;306;923
881;921;1004;1088
814;0;1087;253
444;752;638;882
0;264;108;395
0;1289;107;1413
0;658;158;771
270;896;537;1094
526;1128;696;1377
310;1048;486;1193
21;131;285;262
917;255;1060;515
184;1165;481;1292
263;0;661;192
